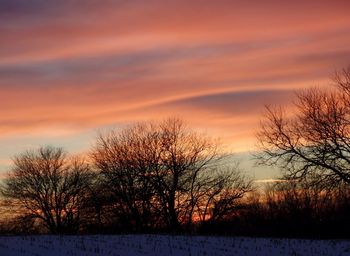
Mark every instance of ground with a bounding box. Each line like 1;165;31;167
0;235;349;256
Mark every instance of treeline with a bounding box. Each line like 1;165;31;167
0;119;252;235
1;118;350;238
1;67;350;238
202;180;350;238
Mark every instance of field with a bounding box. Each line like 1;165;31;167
0;235;349;256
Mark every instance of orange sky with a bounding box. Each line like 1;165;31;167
1;0;350;180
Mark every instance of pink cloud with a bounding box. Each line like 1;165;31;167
0;0;349;156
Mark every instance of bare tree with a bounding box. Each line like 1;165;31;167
1;146;93;234
199;168;253;224
92;123;161;231
153;118;223;231
257;67;350;188
92;118;252;232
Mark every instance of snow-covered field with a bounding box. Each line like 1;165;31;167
0;235;349;256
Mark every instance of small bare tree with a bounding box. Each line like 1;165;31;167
1;146;93;234
198;168;253;224
257;67;350;188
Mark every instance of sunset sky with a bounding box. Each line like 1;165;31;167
1;0;350;180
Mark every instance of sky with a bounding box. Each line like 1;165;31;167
0;0;350;180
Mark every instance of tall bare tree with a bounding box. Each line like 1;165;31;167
1;146;93;234
257;67;350;187
154;118;222;231
92;123;161;231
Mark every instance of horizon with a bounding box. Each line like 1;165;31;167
1;0;350;181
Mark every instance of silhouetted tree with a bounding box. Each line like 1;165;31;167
257;67;350;188
153;118;223;231
198;168;252;224
92;123;161;231
1;146;93;234
92;118;252;232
